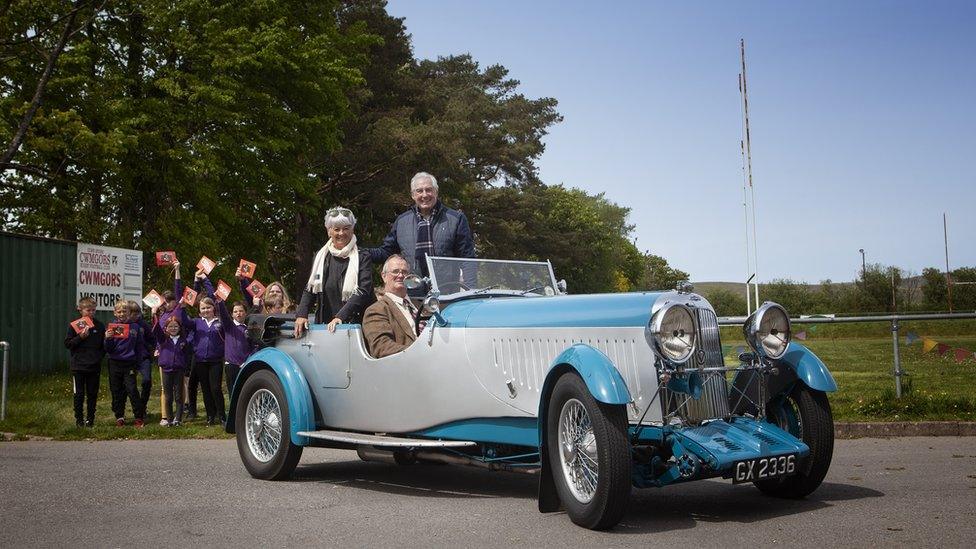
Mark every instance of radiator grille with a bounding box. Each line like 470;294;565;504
672;307;730;424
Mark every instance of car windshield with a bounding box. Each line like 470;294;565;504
426;256;557;296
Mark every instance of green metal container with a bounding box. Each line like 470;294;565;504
0;232;114;374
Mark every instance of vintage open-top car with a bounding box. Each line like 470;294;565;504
226;256;837;530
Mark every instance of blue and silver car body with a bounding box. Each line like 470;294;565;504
228;256;837;530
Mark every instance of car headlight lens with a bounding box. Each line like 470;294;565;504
744;302;791;359
646;303;697;364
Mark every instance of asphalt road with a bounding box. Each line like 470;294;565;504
2;437;975;547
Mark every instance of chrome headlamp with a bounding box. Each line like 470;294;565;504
743;302;792;359
645;303;697;365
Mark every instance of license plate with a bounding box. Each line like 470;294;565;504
732;454;797;484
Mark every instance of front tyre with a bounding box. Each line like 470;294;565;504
755;384;833;498
236;370;303;480
546;373;631;530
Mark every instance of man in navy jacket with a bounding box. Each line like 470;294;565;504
368;172;476;283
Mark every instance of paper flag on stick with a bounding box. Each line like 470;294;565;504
922;338;938;353
246;279;266;298
238;259;257;278
71;317;94;334
155;251;177;267
107;323;130;339
142;290;163;309
954;348;971;363
794;331;807;341
182;287;198;307
215;280;233;301
197;256;217;275
936;343;951;356
905;332;919;345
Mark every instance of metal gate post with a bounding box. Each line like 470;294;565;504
1;341;9;420
891;320;902;398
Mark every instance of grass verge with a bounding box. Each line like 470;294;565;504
2;328;975;440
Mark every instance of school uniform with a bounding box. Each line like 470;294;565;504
188;313;226;423
135;315;156;416
216;300;255;394
152;320;193;424
103;319;147;422
64;317;105;425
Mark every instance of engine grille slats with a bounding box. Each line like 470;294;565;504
674;307;730;424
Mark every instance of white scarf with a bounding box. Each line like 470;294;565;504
306;235;359;301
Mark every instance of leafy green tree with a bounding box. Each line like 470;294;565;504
703;288;747;317
639;253;690;291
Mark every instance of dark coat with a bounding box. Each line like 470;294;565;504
296;248;375;324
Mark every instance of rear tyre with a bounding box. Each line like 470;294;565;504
546;373;631;530
755;384;833;498
235;370;303;480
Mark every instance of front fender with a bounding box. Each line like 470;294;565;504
224;348;315;446
537;343;632;512
775;342;838;393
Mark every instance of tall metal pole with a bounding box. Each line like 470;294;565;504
859;248;865;282
944;212;953;313
738;78;752;315
1;341;9;421
740;39;760;307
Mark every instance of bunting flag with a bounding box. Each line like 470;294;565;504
735;345;746;356
935;343;951;356
905;332;920;345
954;348;970;363
794;331;807;341
922;338;938;353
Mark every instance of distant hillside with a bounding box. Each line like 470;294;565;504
691;280;856;295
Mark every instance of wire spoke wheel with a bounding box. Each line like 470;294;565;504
546;373;631;530
235;370;303;480
558;398;599;503
755;384;833;498
246;388;282;463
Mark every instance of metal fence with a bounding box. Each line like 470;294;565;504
718;312;976;398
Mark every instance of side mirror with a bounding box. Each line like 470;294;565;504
404;274;426;291
556;279;568;294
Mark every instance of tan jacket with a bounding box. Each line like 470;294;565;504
363;294;417;358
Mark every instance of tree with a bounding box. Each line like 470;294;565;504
703;288;747;317
639;254;690;291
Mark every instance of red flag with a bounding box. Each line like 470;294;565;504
155;251;177;266
954;348;971;363
182;287;198;307
215;280;233;301
936;343;951;356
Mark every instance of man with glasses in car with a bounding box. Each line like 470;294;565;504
363;255;419;358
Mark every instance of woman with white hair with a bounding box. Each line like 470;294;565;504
294;207;375;337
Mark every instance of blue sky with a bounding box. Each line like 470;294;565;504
387;0;976;283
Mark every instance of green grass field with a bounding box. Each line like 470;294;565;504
2;321;974;440
0;367;233;441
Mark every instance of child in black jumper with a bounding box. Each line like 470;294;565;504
63;297;105;427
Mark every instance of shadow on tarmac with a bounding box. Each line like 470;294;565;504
289;458;884;533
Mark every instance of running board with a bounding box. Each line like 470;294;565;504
297;429;476;448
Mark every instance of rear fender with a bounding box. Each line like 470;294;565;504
224;347;315;446
537;344;632;512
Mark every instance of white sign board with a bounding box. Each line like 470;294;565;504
76;243;143;311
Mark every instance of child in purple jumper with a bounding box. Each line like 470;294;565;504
103;300;147;427
151;307;192;426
